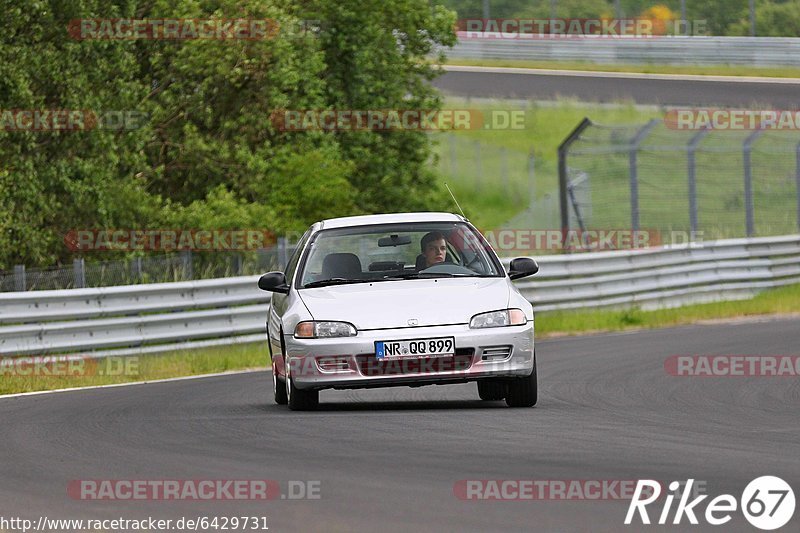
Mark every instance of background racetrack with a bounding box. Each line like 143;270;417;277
435;66;800;107
1;318;798;532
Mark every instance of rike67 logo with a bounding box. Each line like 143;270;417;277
625;477;795;530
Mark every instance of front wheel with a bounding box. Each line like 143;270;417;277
273;365;288;405
505;354;538;408
286;364;319;411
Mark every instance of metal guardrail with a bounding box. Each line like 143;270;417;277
447;35;800;67
1;235;798;357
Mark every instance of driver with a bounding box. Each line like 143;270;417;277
420;231;448;268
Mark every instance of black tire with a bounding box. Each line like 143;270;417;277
273;366;288;405
505;355;538;408
477;379;506;401
286;364;319;411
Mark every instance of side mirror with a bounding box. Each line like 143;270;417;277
258;271;290;294
508;258;539;280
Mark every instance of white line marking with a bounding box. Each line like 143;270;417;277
442;64;800;85
0;368;269;400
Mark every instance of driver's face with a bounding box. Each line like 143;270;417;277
424;239;447;267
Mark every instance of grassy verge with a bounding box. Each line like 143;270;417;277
536;282;800;336
3;284;799;395
0;343;269;396
444;58;800;79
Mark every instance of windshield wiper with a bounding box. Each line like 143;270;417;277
302;278;366;288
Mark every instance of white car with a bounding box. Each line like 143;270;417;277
259;212;539;410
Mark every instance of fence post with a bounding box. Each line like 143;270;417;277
687;129;710;238
73;258;85;288
232;254;243;276
796;141;800;232
527;149;536;211
180;250;193;280
742;129;763;237
13;265;25;291
558;118;593;238
449;135;457;175
277;237;288;270
629;119;660;232
474;141;482;191
131;257;143;283
500;147;508;195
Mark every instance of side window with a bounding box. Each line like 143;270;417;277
284;230;311;282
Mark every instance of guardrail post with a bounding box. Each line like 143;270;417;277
558;118;593;241
13;265;26;291
743;129;763;237
629;120;660;232
73;258;85;288
687;129;710;238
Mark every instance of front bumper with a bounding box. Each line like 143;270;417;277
283;322;534;390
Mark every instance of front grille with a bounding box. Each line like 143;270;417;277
356;348;474;377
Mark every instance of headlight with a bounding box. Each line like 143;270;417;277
294;321;357;338
469;309;527;329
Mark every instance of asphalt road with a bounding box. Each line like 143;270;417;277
1;318;798;532
435;66;800;108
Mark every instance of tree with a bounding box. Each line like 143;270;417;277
0;0;456;268
288;0;457;213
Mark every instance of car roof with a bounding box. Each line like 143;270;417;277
318;212;465;230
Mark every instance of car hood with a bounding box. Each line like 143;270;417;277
298;277;510;330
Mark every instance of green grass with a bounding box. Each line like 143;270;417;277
431;99;661;231
432;98;800;240
0;343;269;396
3;283;799;396
444;58;800;79
536;283;800;336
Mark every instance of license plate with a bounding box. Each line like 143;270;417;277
375;337;455;359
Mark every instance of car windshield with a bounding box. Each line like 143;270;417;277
298;222;504;288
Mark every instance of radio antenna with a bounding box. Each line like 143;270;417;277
444;183;467;220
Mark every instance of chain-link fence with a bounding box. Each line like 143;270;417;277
0;243;296;292
434;133;536;204
560;118;800;243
